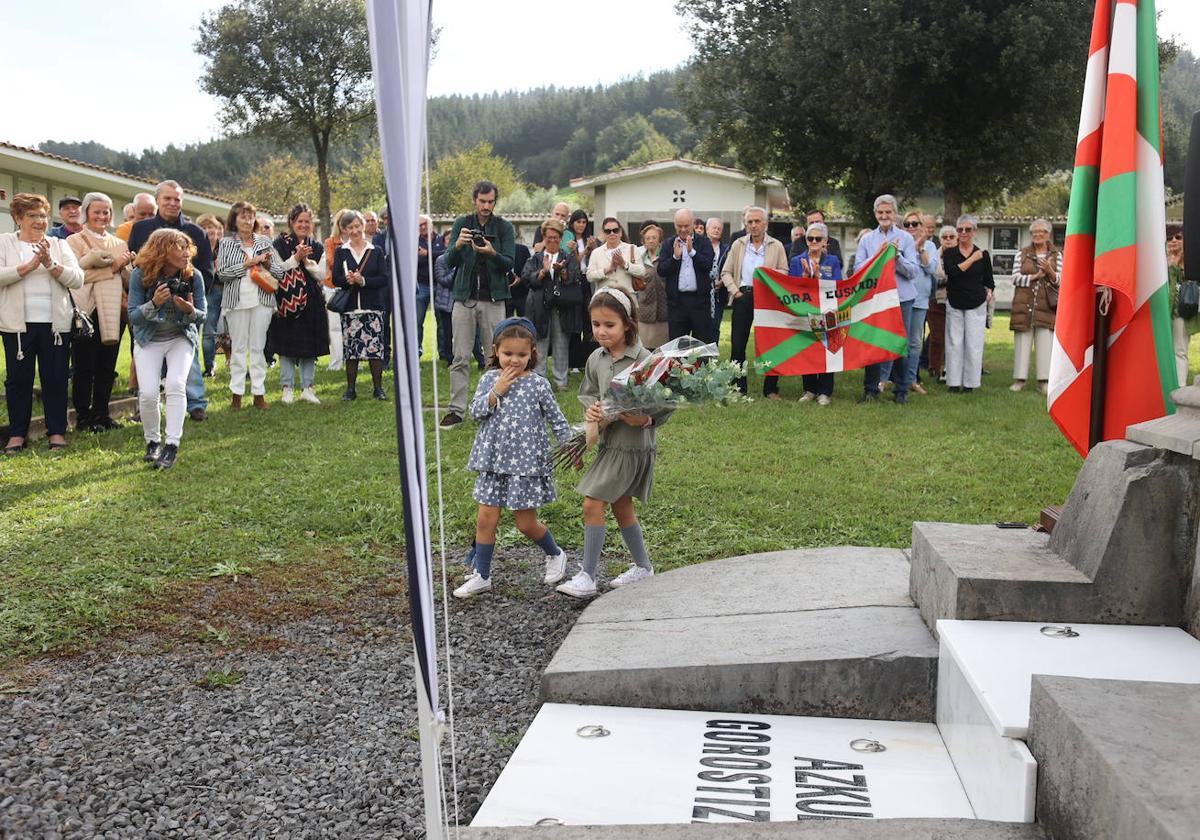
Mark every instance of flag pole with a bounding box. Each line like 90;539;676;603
1088;293;1110;450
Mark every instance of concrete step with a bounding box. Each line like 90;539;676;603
1;394;138;440
542;548;939;721
909;441;1200;635
909;523;1092;632
462;819;1046;839
1026;676;1200;840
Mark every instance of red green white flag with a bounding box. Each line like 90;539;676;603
753;243;907;375
1048;0;1176;456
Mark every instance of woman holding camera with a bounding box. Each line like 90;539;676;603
332;210;389;400
66;192;135;432
128;229;206;469
1;193;84;454
521;217;582;390
216;201;283;409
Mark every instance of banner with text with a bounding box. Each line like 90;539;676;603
753;243;906;376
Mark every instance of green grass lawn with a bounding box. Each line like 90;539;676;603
1;312;1087;666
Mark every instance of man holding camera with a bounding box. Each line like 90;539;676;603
440;180;516;429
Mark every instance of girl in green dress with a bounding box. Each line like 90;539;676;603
557;288;671;598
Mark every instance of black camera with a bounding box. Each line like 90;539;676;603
163;276;192;298
465;229;491;247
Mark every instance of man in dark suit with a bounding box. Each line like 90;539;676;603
789;208;842;261
658;207;716;342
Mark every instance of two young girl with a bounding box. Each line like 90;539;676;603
454;291;666;599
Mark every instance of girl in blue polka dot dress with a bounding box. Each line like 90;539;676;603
454;318;574;599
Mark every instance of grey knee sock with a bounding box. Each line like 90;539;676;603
581;525;607;578
620;524;652;570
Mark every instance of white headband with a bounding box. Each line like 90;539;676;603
591;287;631;315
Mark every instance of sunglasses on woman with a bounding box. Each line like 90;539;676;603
806;236;825;242
957;226;975;233
1169;233;1184;241
903;220;922;228
602;227;621;235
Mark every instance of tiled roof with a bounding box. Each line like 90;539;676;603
0;141;234;204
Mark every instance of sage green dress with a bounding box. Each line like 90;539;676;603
576;342;673;503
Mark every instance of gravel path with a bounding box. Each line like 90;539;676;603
0;548;590;839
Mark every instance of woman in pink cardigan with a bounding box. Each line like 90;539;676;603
66;192;135;432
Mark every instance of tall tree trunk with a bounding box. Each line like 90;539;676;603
943;186;962;226
314;129;332;239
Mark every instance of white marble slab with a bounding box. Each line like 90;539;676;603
937;620;1200;738
937;648;1037;822
472;703;973;827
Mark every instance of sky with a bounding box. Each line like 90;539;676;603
1;0;1198;154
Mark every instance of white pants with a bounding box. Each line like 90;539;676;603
135;336;193;445
1173;317;1192;387
323;286;343;370
225;304;273;396
946;302;987;388
1013;327;1052;382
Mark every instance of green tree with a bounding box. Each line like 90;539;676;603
331;144;387;214
426;142;522;215
594;115;678;172
196;0;375;235
232;154;319;215
676;0;1093;224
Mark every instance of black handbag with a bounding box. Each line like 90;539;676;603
71;307;95;340
545;261;584;309
326;287;353;314
1178;279;1199;319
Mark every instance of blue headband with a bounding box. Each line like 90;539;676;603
493;316;538;342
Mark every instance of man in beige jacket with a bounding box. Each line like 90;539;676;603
720;205;789;396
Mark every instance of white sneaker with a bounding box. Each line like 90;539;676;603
817;394;831;406
798;391;816;402
281;386;294;405
453;572;492;599
556;570;597;598
543;549;568;585
300;386;321;404
609;565;653;588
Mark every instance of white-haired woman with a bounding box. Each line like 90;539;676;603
942;215;994;393
1009;219;1061;394
65;192;135;431
789;221;843;404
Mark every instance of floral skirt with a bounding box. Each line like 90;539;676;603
473;471;556;509
341;311;385;360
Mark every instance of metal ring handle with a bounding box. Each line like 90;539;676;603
1040;625;1080;638
849;738;886;753
535;817;564;826
576;724;610;738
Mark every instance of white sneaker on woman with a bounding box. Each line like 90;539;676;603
453;573;492;599
817;394;831;406
300;386;321;404
799;391;817;402
609;565;653;588
281;385;294;404
543;549;568;584
556;570;597;598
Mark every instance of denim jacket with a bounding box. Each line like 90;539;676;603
127;267;206;348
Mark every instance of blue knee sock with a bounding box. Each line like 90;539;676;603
534;528;560;556
473;542;496;580
463;541;476;567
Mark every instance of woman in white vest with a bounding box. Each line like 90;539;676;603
586;217;645;295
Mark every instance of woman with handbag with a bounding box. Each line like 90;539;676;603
65;192;134;432
1;193;85;453
266;204;329;405
215;201;282;410
635;224;669;350
331;210;389;401
1168;224;1197;387
521;217;583;391
1009;219;1061;394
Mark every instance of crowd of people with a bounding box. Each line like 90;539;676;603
4;176;1191;476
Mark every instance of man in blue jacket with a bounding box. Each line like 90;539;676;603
658;207;716;342
128;180;213;421
440;180;515;429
